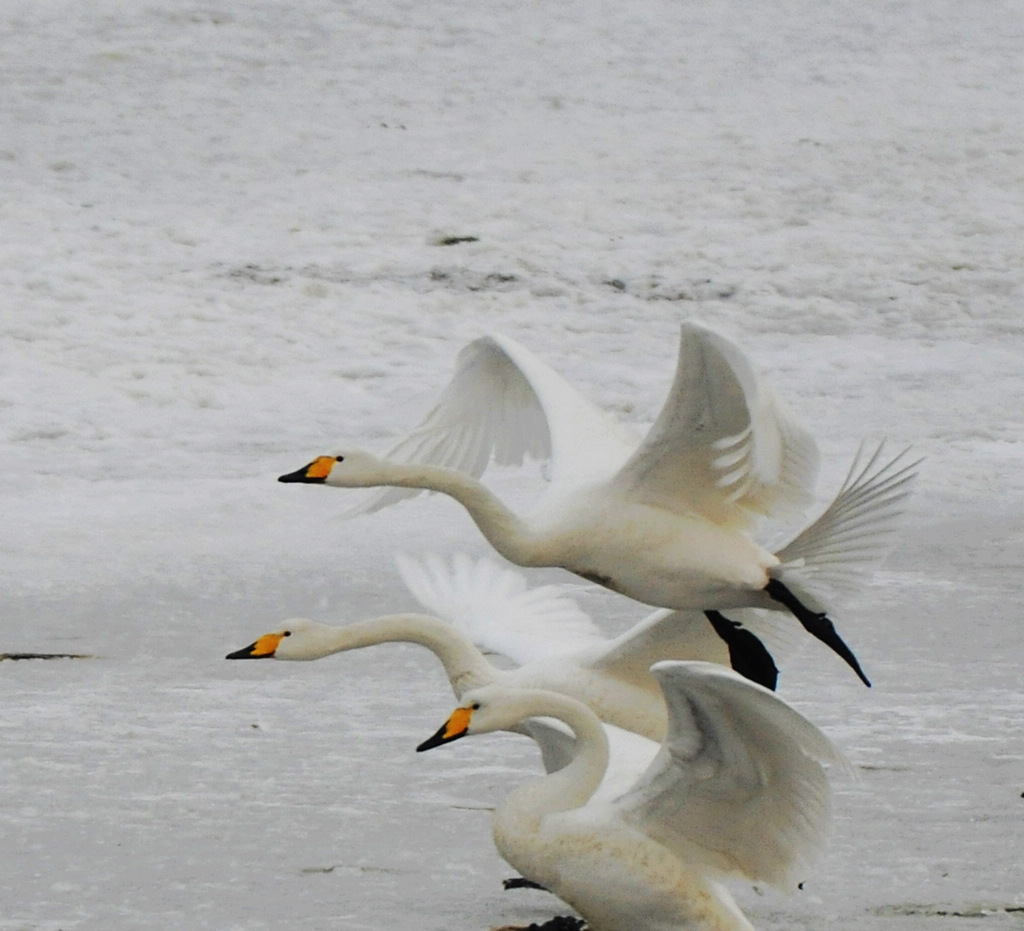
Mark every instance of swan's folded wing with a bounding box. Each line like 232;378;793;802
610;323;819;527
617;661;845;891
396;552;607;665
346;334;638;515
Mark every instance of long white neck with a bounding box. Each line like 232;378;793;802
488;690;608;890
498;691;609;822
295;613;496;696
369;462;548;566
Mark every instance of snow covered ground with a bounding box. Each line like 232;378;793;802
1;1;1022;928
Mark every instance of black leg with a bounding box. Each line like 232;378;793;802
764;578;872;687
503;877;547;891
704;611;779;691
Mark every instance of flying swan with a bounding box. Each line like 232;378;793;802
226;554;786;759
279;324;918;686
417;661;847;931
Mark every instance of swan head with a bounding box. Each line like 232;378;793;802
416;684;521;751
225;618;337;661
278;450;392;488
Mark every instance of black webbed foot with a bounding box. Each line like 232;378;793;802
704;611;779;691
764;578;871;687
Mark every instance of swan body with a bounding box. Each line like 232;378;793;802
417;661;846;931
280;325;919;685
226;554;748;747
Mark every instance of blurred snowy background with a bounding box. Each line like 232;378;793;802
1;2;1022;929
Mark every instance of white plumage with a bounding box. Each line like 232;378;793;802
417;661;848;931
338;322;819;525
279;324;918;685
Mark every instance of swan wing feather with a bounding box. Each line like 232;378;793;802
610;323;819;526
519;719;580;774
586;609;730;686
617;661;845;891
396;552;606;665
346;334;638;515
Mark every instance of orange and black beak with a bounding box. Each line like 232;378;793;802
278;456;335;484
225;632;285;660
416;706;474;752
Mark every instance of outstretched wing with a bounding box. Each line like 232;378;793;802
611;322;819;528
347;333;638;515
618;661;846;891
396;552;606;665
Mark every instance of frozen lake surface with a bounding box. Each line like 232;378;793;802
2;1;1023;929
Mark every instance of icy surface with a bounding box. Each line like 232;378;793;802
1;1;1022;929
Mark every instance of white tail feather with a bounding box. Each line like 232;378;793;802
771;442;921;610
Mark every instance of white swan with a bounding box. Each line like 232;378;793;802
226;554;776;753
417;661;847;931
279;324;918;686
322;323;819;524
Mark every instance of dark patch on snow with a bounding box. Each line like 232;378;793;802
432;235;479;246
300;863;408;875
227;263;288;285
874;903;1024;919
428;267;519;291
604;275;737;301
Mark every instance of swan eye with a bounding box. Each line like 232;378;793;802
282;631;292;637
471;702;481;710
335;455;344;462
